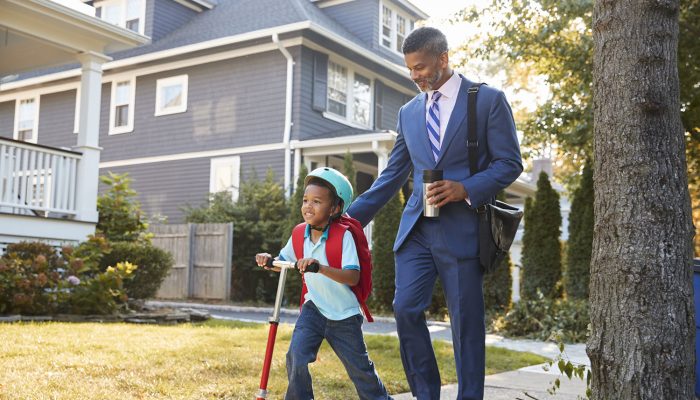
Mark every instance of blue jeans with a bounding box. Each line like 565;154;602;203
285;301;392;400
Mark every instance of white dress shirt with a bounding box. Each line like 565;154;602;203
424;72;462;146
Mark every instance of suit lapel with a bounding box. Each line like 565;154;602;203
436;76;470;166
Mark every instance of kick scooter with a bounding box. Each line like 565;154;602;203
255;259;319;400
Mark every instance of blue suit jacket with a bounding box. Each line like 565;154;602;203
347;75;523;259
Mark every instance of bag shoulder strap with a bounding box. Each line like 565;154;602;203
468;83;485;176
325;222;347;269
291;223;306;260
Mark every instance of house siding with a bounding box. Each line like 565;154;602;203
321;0;378;49
147;0;199;42
37;90;77;149
294;45;413;140
100;50;288;162
101;149;286;223
0;101;14;137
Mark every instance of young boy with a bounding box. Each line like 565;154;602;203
255;167;392;400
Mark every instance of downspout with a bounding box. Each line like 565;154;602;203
272;33;294;197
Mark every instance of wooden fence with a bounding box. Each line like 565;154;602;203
150;223;233;300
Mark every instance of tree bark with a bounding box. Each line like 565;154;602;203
590;1;695;398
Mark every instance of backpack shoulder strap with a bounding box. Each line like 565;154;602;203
291;223;306;260
326;222;347;270
292;223;308;311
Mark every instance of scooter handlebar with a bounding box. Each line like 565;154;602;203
265;258;320;273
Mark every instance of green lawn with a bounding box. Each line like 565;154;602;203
0;320;547;399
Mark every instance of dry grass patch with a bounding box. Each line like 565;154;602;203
0;320;546;399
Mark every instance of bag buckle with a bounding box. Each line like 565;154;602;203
468;86;480;94
476;205;488;214
467;140;478;148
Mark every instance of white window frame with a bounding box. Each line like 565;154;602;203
94;0;147;36
108;77;136;135
13;96;40;144
324;60;373;129
379;1;415;55
154;75;188;116
210;156;241;203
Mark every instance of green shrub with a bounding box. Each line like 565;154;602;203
494;292;589;343
97;172;149;242
565;161;593;299
521;172;563;300
184;170;288;302
99;241;173;299
0;243;64;315
484;253;513;313
0;237;134;315
369;191;404;314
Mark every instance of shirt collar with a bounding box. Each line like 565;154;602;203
304;224;330;240
427;72;460;101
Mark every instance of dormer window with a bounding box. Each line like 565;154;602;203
94;0;146;35
380;2;415;54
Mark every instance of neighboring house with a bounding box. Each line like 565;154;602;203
0;0;147;252
0;0;542;287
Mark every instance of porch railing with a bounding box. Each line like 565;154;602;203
0;137;81;217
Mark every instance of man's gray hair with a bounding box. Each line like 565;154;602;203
401;27;448;57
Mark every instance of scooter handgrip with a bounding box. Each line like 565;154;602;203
265;258;274;268
296;261;320;273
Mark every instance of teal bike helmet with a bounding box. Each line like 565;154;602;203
304;167;354;215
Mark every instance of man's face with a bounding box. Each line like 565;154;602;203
404;50;447;92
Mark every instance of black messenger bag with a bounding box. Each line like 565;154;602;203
467;83;524;273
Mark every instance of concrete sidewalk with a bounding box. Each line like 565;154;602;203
147;300;589;399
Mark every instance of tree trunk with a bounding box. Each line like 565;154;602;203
590;1;695;398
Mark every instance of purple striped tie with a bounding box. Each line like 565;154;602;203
427;91;442;161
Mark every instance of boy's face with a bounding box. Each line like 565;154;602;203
302;184;339;227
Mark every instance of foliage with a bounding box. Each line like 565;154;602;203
680;1;700;256
455;0;594;185
282;164;308;305
493;290;589;343
99;241;173;299
565;161;593;299
184;169;288;302
521;172;562;300
369;191;404;313
0;237;134;315
544;336;592;399
343;150;357;199
484;253;513;313
455;1;700;254
97;172;149;242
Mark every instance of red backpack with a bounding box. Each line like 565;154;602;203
292;215;374;322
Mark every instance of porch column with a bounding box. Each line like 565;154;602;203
372;140;389;173
73;51;111;223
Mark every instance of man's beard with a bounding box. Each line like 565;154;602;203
414;69;443;92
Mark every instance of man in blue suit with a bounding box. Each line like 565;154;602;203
347;27;522;400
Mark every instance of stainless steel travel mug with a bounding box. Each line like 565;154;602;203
423;169;442;217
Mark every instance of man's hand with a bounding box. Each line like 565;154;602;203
426;180;468;208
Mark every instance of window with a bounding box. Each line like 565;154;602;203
381;6;392;48
328;62;348;117
94;0;145;35
210;156;241;202
326;61;373;128
14;97;39;143
155;75;188;116
109;78;135;135
380;2;415;54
